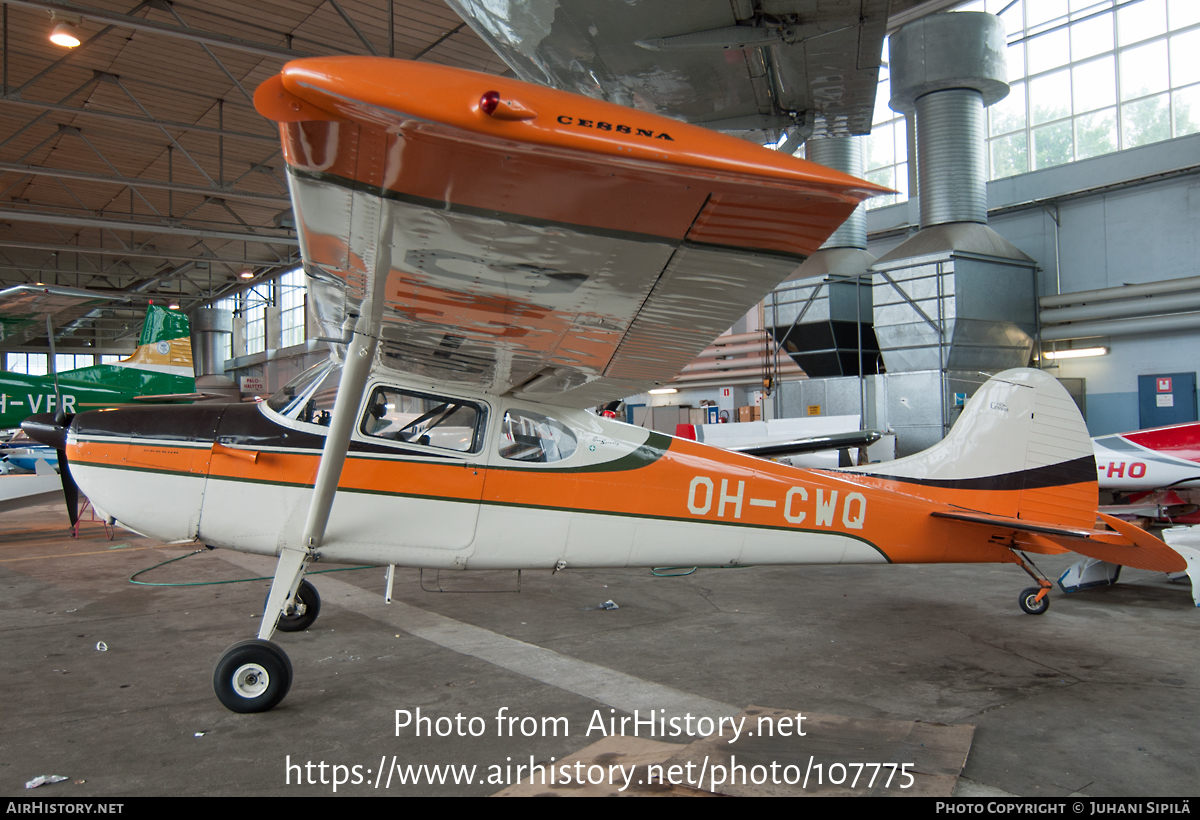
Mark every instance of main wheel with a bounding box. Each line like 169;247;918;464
1019;586;1050;615
269;579;321;632
213;639;293;713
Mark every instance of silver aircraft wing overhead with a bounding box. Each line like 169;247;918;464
445;0;890;141
0;284;127;350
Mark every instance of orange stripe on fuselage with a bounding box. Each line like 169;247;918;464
70;435;1039;565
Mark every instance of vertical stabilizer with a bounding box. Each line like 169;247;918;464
850;368;1097;528
58;306;195;394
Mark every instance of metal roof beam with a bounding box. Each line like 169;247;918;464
160;3;254;104
328;0;379;56
0;209;298;245
111;76;216;186
0;238;297;266
3;0;310;60
66;125;161;216
0;162;291;204
0;96;278;143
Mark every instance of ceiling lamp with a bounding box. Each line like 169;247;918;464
48;13;82;48
239;270;254;279
1042;347;1108;360
168;303;180;310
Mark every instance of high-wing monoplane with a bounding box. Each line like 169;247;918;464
23;58;1193;715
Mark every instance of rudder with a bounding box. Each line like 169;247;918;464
850;368;1097;529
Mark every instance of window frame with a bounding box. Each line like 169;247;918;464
357;383;488;456
497;407;580;465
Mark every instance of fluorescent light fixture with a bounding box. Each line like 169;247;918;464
1042;346;1108;360
648;387;678;395
50;21;80;48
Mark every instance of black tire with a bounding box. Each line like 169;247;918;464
1019;586;1050;615
268;579;321;632
213;639;293;713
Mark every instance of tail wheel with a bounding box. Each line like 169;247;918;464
213;639;293;713
270;579;321;633
1019;586;1050;615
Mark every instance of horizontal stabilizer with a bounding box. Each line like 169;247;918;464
130;393;217;403
930;510;1094;538
931;509;1188;573
1090;513;1188;573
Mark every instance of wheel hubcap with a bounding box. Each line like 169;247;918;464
232;663;270;698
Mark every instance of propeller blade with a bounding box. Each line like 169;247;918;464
58;447;79;527
21;412;78;526
21;413;69;450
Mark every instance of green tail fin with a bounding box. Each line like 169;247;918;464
138;305;190;345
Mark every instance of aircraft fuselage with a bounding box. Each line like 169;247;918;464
63;374;1030;571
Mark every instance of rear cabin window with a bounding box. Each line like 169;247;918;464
499;409;578;463
360;387;484;453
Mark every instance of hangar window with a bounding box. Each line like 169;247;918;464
360;386;484;453
267;360;342;427
499;409;578;463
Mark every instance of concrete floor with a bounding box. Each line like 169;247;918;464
2;501;1197;797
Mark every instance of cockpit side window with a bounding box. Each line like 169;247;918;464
267;360;341;427
499;409;578;463
360;386;484;453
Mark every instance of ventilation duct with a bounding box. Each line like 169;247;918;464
766;136;878;380
1039;275;1200;341
808;137;867;251
190;307;240;401
867;12;1038;454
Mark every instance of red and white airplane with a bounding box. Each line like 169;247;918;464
1055;422;1200;599
1095;421;1200;510
23;57;1195;714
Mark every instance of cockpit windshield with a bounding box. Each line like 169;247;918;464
266;360;343;426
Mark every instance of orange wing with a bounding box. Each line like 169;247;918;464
255;58;889;407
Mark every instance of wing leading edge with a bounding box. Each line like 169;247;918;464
0;285;127;350
255;58;887;406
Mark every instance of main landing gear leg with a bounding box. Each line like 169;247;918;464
1010;549;1053;615
212;547;309;713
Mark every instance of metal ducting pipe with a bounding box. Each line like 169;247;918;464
706;331;767;346
671;375;803;390
1041;311;1200;341
916;89;987;226
1041;290;1200;325
1040;274;1200;308
679;356;803;374
190;307;233;378
889;12;1009;229
692;342;769;358
673;363;800;383
807;136;867;248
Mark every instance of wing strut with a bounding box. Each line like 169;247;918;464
218;200;393;712
256;202;392;644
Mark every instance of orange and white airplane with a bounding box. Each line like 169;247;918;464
22;57;1195;714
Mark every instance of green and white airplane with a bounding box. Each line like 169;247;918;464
0;287;198;430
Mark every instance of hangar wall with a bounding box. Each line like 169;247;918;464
866;130;1200;435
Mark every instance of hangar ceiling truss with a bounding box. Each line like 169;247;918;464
0;0;508;350
0;0;946;351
